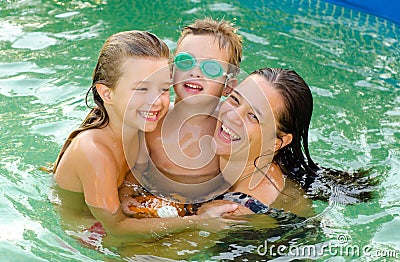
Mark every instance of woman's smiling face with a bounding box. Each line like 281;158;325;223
214;74;282;162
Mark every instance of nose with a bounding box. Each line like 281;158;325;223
226;108;243;126
146;90;162;107
190;65;203;78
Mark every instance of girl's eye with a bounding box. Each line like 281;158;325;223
161;86;171;93
134;87;148;91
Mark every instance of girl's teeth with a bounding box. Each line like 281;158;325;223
140;111;158;119
221;124;240;140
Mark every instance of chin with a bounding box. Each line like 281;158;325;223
214;143;233;157
141;123;158;132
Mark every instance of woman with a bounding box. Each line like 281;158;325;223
203;68;376;217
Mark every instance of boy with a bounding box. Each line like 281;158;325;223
145;18;242;185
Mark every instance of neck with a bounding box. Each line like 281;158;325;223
174;95;220;118
219;156;256;185
234;162;284;192
106;113;139;148
220;154;278;186
107;119;140;168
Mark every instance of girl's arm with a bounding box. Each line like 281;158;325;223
76;142;239;240
88;203;239;241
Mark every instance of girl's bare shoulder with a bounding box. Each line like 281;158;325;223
68;129;114;161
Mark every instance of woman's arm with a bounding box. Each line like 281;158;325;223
197;199;254;217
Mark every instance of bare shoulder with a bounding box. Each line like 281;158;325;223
72;130;111;155
59;129;117;177
54;129;115;191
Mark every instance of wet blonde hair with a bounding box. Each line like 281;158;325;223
177;17;242;76
53;30;170;172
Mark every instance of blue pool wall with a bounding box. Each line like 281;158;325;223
322;0;400;25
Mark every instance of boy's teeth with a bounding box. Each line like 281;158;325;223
221;124;240;140
186;83;202;89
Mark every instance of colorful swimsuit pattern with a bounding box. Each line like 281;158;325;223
216;191;270;214
216;191;303;224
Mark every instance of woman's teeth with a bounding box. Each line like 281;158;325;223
221;124;240;141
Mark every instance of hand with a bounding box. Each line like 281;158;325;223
120;196;141;216
197;200;254;217
199;203;239;218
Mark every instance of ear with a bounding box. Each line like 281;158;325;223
222;77;238;96
95;83;112;105
274;133;293;152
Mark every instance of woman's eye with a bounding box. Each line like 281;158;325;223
229;95;239;104
249;113;259;122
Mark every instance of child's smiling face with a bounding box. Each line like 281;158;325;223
172;34;231;103
112;57;171;132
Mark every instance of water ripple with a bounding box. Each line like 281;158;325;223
12;32;57;50
238;30;270;45
0;61;54;78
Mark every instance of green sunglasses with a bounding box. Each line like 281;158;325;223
174;52;232;79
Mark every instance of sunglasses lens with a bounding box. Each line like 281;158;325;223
201;61;223;78
174;53;195;71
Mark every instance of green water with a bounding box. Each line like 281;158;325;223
0;0;399;261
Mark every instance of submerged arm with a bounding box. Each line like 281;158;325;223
89;203;239;241
77;143;238;240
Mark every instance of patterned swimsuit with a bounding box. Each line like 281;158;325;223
215;191;302;223
216;191;270;214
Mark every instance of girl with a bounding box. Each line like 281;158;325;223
52;30;237;241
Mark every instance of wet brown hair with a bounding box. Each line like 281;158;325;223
53;30;170;172
252;68;377;203
252;68;317;174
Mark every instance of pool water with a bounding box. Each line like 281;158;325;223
1;0;399;261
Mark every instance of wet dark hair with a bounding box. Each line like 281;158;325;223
52;30;170;173
252;68;378;203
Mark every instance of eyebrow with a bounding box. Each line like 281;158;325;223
132;80;172;85
233;90;264;119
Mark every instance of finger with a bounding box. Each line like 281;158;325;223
209;204;238;215
219;218;249;224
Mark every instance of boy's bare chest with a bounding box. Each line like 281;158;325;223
163;118;216;154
